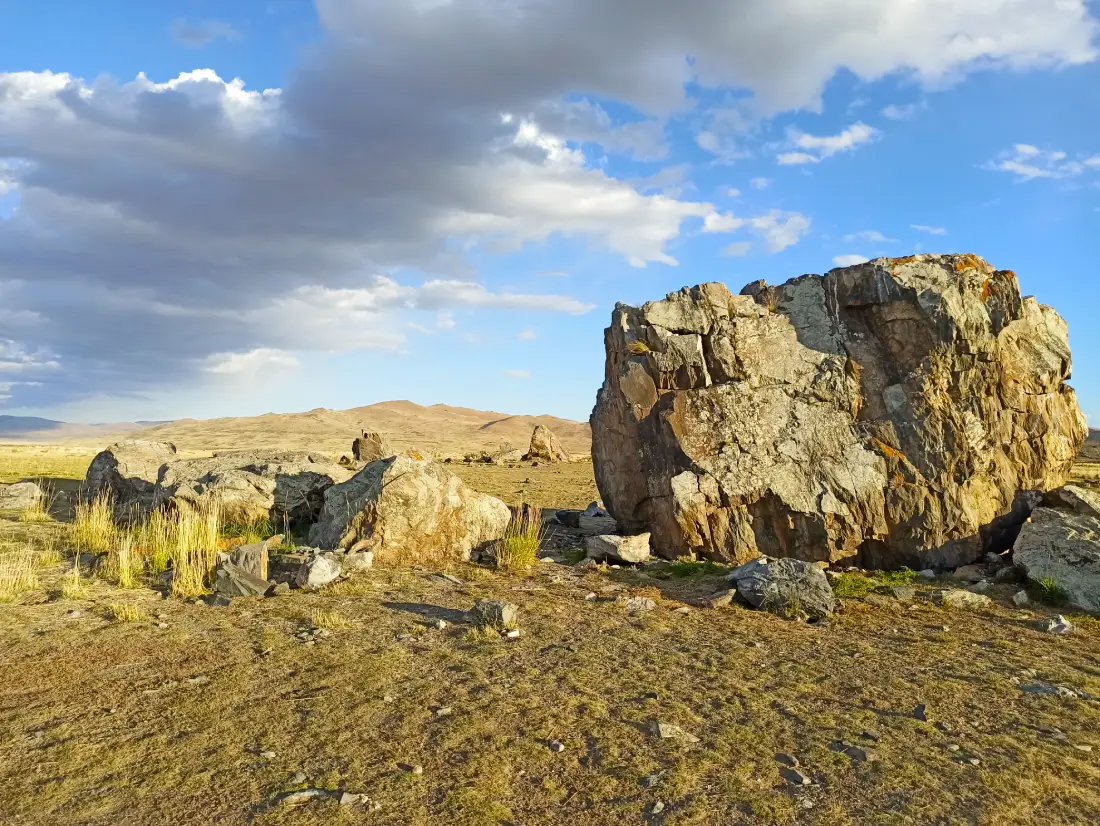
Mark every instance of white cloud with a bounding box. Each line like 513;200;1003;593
987;144;1100;180
517;328;537;340
833;254;870;267
722;241;752;257
778;122;880;164
702;212;745;233
748;211;812;252
203;348;299;375
881;102;924;120
724;187;741;197
751;177;771;190
910;224;947;235
503;369;531;379
844;230;894;243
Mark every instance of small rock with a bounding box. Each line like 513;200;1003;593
952;564;987;583
779;767;812;786
913;703;930;722
1073;744;1093;753
1012;590;1030;607
702;589;736;609
966;757;981;766
207;593;233;608
279;788;333;806
267;582;291;597
775;753;800;767
967;581;991;594
621;596;657;613
294;553;342;589
343;551;374;572
65;610;83;618
673;605;693;614
881;586;916;602
410;764;424;775
993;566;1023;584
260;750;276;759
584;592;598;600
843;745;876;762
437;572;463;585
383;695;396;703
471;599;519;631
640;772;665;789
156;622;168;629
652;721;699;743
434;706;453;718
548;740;566;753
290;772;307;784
650;801;666;815
860;731;881;743
505;628;521;639
946;744;960;752
434;619;448;630
917;569;937;580
931;589;993;610
1040;615;1074;635
585;533;651;564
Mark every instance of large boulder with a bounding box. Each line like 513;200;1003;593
83;440;177;518
592;255;1086;569
524;425;569;463
727;556;836;619
352;430;393;464
1012;485;1100;613
152;451;352;528
308;456;511;565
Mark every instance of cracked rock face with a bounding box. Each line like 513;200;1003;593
591;254;1085;569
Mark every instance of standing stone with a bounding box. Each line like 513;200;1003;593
352;430;393;464
524;425;569;463
591;255;1085;570
308;456;510;565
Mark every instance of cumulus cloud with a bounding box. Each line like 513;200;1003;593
204;348;299;375
882;101;925;120
911;224;947;235
844;230;895;243
751;177;771;190
777;122;880;164
1;0;1096;409
170;19;242;49
833;254;870;267
987;143;1100;180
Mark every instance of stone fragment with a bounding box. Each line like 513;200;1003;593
1012;590;1030;607
585;533;651;564
1040;615;1074;635
293;552;342;589
779;767;812;786
524;425;569;463
352;430;393;463
471;599;519;631
214;558;271;597
727;556;835;619
590;256;1085;571
651;721;699;743
1013;489;1100;613
0;481;45;512
931;590;993;610
621;596;657;613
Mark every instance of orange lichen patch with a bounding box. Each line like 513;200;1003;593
981;279;994;300
953;253;984;273
892;472;907;486
889;255;921;269
871;437;906;461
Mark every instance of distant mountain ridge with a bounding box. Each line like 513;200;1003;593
0;416;161;442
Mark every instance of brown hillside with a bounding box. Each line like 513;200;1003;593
125;400;592;458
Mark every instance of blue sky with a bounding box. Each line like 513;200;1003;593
1;0;1098;424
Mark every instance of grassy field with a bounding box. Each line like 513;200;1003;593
1;446;1098;825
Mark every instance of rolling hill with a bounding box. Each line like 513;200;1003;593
0;415;158;443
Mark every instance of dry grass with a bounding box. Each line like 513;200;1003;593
105;533;141;589
106;602;146;622
0;551;39;603
169;499;222;598
135;509;173;575
493;505;543;572
71;491;116;554
310;607;355;630
17;484;53;524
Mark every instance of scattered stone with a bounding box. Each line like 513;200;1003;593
1018;682;1092;699
966;758;981;766
548;740;566;753
727;556;835;619
338;791;379;809
260;751;277;759
1041;615;1074;635
434;619;448;630
214;558;272;598
779;767;812;786
650;801;666;815
343;551;375;572
860;731;881;743
590;256;1084;570
434;706;453;718
409;765;424;775
65;610;82;618
917;569;937;580
207;593;233;608
471;599;519;631
621;596;657;613
293;552;342;589
505;629;521;639
383;695;396;703
278;788;333;806
1073;744;1093;753
583;501;609;518
437;572;464;585
967;581;991;594
584;592;598;600
268;582;291;597
652;721;699;743
880;586;916;602
702;589;736;609
774;753;800;767
952;564;987;583
585;533;651;564
640;773;665;789
1012;590;1030;607
290;772;307;784
946;744;960;752
993;565;1024;584
931;590;993;610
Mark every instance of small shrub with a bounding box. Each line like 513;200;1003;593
667;557;727;578
831;573;877;599
0;552;39;603
222;515;272;545
493;506;543;572
873;568;918;586
627;340;651;355
72;491;116;554
108;603;146;622
1031;576;1068;606
310;608;354;630
106;533;140;589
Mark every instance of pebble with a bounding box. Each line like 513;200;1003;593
946;744;960;752
966;757;981;766
156;622;168;629
640;772;664;789
673;606;692;614
774;753;799;767
860;731;881;743
434;619;448;630
548;740;566;753
584;592;598;601
410;764;424;775
1073;744;1093;753
290;772;307;784
1012;590;1030;607
434;706;453;718
260;751;277;759
505;629;521;639
652;721;700;743
383;695;396;703
1041;615;1074;635
651;801;666;815
65;610;82;618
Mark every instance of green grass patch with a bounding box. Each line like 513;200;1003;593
666;557;729;578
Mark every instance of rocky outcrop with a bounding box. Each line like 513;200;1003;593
592;255;1085;570
524;425;569;463
352;430;393;464
1012;485;1100;613
84;440;177;518
308;456;511;565
151;451;351;527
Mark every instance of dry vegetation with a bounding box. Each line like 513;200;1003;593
0;446;1097;825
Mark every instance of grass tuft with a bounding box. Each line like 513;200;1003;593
72;491;116;555
1031;576;1069;606
666;557;728;578
311;608;354;630
169;500;223;599
0;552;40;603
18;484;53;524
136;510;174;575
493;506;543;572
107;603;146;622
106;533;141;589
223;515;273;545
